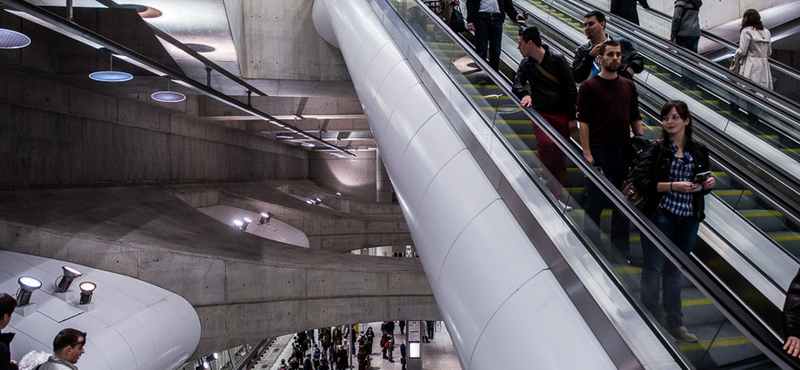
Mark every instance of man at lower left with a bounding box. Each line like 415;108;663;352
36;329;86;370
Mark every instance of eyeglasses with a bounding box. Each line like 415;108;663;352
71;339;86;348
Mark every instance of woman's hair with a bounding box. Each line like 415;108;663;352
741;9;764;32
660;100;693;140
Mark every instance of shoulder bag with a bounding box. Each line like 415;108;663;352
449;6;467;33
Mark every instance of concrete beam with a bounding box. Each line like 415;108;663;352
0;185;436;358
199;95;364;118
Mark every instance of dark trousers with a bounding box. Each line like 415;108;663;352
473;13;504;71
675;36;699;53
583;146;631;259
640;209;699;328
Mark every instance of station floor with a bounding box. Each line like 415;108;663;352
252;322;461;370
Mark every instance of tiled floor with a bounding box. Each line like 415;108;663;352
251;322;462;370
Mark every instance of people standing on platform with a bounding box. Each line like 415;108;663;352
385;335;395;363
400;341;407;370
0;294;18;370
399;320;405;334
279;359;289;370
573;11;644;83
634;100;714;343
336;345;348;370
312;344;321;369
466;0;526;71
386;321;395;335
35;329;87;370
426;321;436;341
513;25;578;211
365;327;375;355
670;0;702;53
303;354;313;370
318;358;329;370
734;9;772;90
577;40;644;265
610;0;650;25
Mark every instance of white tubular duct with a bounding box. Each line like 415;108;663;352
313;0;627;368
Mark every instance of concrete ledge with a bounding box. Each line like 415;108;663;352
0;185;435;358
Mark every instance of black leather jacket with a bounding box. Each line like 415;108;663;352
572;34;644;83
512;45;577;120
1;332;18;370
784;269;800;339
632;137;711;220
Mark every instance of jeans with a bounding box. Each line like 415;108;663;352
640;208;699;328
675;36;699;53
583;146;631;259
473;13;504;71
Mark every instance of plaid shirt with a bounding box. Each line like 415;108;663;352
659;139;695;217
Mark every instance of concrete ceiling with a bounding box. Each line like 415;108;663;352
7;0;376;152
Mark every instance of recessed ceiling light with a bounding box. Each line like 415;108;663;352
89;71;133;82
0;28;31;49
301;143;315;147
185;43;216;53
120;4;163;18
276;135;293;139
151;91;186;102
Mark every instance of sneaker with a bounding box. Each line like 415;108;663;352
557;200;573;212
670;326;698;342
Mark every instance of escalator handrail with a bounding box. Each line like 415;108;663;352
408;1;798;368
519;0;800;137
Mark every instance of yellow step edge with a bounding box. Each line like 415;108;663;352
772;234;800;242
505;134;536;139
615;266;643;275
781;148;800;153
698;100;719;104
757;135;779;140
677;336;751;352
740;210;783;218
517;150;539;155
713;190;753;196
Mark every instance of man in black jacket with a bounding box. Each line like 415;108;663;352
466;0;525;71
573;11;644;83
512;26;578;211
784;269;800;357
0;294;18;370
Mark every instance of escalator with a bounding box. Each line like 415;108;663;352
509;0;800;220
319;0;800;368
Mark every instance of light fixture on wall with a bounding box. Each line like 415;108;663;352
151;77;186;103
336;192;342;196
233;219;244;230
259;212;272;225
90;54;133;82
315;197;323;204
301;143;315;147
0;28;31;49
56;266;82;292
79;282;96;304
16;276;42;306
306;199;316;205
242;217;252;230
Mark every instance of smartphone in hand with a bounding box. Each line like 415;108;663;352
693;171;711;184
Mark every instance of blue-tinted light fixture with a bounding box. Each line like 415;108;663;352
151;77;186;103
56;266;82;292
17;276;42;306
0;29;31;49
90;54;133;82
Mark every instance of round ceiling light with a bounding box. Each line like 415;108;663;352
301;143;315;147
89;71;133;82
276;135;293;139
185;43;216;53
151;91;186;103
0;28;31;49
120;4;163;18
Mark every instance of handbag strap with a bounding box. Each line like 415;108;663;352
534;62;559;84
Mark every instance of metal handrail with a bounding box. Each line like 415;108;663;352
407;0;798;367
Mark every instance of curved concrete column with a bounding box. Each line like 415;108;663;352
313;0;618;368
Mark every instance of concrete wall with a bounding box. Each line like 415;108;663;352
0;69;309;189
240;0;350;81
309;151;379;202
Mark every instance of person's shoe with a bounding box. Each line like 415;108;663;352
539;176;552;187
670;326;698;342
557;200;573;212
